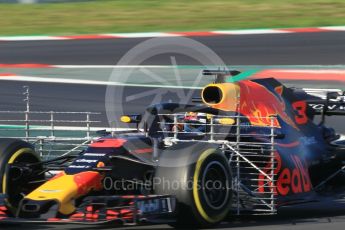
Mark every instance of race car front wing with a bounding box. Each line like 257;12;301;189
0;194;176;226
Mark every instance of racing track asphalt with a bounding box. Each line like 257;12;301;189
0;32;345;65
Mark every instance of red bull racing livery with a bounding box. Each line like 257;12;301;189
0;69;344;228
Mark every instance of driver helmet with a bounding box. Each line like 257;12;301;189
183;112;207;132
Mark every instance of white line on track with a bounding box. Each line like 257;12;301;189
319;26;345;31
0;75;203;89
213;29;291;35
0;36;70;41
103;32;182;38
52;65;174;68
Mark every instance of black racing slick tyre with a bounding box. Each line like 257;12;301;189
154;142;232;228
0;138;42;213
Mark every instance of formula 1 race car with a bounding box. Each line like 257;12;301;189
0;70;344;228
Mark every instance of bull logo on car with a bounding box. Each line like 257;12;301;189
238;81;299;130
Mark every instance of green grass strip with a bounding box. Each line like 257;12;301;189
0;0;345;35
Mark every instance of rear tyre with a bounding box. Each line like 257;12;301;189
154;142;232;228
0;138;42;213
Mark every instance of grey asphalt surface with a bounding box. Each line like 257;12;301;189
0;32;345;65
0;32;345;229
0;80;343;132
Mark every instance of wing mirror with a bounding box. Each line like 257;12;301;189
120;115;142;124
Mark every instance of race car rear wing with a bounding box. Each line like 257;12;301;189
299;88;345;115
294;88;345;125
302;88;343;99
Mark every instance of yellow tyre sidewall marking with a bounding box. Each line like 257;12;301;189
2;148;36;194
193;149;228;223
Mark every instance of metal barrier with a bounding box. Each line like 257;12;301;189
0;86;101;159
0;111;100;139
158;113;278;215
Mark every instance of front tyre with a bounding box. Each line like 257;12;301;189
0;138;42;213
154;143;232;228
